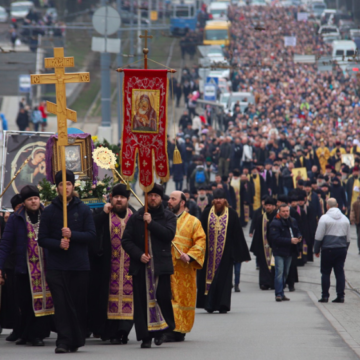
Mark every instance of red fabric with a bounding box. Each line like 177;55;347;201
38;105;47;119
120;69;170;192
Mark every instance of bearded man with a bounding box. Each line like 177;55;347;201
122;184;176;348
89;184;134;344
196;188;251;314
0;185;52;346
196;186;211;214
166;191;206;342
38;170;97;354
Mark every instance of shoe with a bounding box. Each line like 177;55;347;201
275;296;282;302
141;339;152;348
121;336;129;345
235;284;240;292
6;331;20;342
15;338;27;345
282;296;290;301
206;309;214;313
219;310;228;314
318;298;329;303
69;347;78;353
55;344;69;353
110;338;122;345
32;338;45;346
332;297;344;303
260;285;269;290
154;334;165;346
289;287;295;292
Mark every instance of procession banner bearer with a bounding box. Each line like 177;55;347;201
167;191;206;342
89;184;134;344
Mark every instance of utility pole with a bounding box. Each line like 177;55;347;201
100;0;111;132
137;0;141;59
116;0;123;143
148;0;152;57
130;0;134;56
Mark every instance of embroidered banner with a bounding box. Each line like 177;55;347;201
205;206;229;295
26;222;54;317
262;214;272;271
108;210;133;320
121;69;170;192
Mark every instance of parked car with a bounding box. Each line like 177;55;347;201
0;6;8;22
318;25;340;37
10;1;34;20
332;40;357;71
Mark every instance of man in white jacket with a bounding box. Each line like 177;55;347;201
314;198;350;304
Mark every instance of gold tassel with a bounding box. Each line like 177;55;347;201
173;146;182;164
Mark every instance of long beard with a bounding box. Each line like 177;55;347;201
169;202;180;214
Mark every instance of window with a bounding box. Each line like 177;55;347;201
335;50;344;56
211;9;226;15
346;50;355;56
205;29;229;40
173;5;194;17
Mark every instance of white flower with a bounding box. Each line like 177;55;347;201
37;185;43;190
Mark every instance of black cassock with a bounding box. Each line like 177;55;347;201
294;207;308;267
197;207;251;312
250;210;276;290
286;208;300;289
88;210;133;341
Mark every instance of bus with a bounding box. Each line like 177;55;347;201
203;20;231;47
170;1;200;36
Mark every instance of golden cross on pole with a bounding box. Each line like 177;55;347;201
31;47;90;246
139;30;153;70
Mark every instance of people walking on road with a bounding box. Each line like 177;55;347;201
38;170;97;353
121;184;176;348
315;198;350;304
268;204;302;302
167;191;206;342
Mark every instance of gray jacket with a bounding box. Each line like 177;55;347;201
314;208;350;254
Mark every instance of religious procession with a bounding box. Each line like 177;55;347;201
0;0;360;359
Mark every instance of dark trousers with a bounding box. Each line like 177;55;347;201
175;180;183;191
46;270;89;349
16;274;51;341
356;224;360;251
233;262;241;286
320;248;347;299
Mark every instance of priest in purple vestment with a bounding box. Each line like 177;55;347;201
197;188;251;313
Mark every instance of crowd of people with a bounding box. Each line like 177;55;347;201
15;98;48;132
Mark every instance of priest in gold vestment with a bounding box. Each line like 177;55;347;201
166;191;206;342
316;139;330;174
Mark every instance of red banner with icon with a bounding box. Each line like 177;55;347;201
120;69;170;192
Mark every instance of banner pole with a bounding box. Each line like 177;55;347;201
145;192;148;256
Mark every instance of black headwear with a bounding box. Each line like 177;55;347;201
10;194;23;210
20;185;39;202
264;197;276;205
304;180;311;187
111;184;130;199
277;194;288;203
233;169;241;177
213;188;226;199
55;170;75;187
148;183;164;199
297;179;304;186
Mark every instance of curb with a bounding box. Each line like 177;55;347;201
307;290;360;358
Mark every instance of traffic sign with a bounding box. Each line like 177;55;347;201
19;74;31;93
92;6;121;36
204;77;218;101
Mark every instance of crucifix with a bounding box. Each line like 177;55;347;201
139;30;153;70
31;47;90;249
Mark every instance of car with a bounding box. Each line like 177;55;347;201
309;2;326;18
120;10;150;25
318;25;340;37
10;1;34;20
322;34;341;44
339;20;356;38
0;6;8;22
208;2;228;20
350;29;360;41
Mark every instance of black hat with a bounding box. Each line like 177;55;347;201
111;184;130;199
304;180;311;187
265;159;273;165
183;188;190;194
298;190;307;199
55;170;75;187
297;179;304;186
233;169;241;177
10;194;23;210
342;166;350;174
311;179;317;185
264;197;276;205
289;195;299;202
277;194;288;203
261;195;268;201
213;188;226;199
332;177;340;183
20;185;39;202
148;183;164;199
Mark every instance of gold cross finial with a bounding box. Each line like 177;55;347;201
139;30;153;49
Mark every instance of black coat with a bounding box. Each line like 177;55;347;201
268;215;301;257
38;196;96;271
121;205;176;277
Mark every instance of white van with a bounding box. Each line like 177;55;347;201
10;1;34;20
208;2;228;20
332;40;357;70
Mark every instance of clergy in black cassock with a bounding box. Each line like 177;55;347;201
89;184;134;344
197;189;251;314
250;197;277;290
121;184;176;349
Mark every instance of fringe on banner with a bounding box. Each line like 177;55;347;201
173;146;182;164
